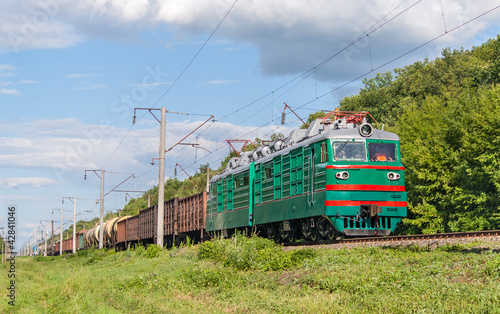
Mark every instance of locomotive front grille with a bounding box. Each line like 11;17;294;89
343;216;392;230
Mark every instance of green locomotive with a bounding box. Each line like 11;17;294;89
207;111;407;241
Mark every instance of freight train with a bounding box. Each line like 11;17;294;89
47;111;407;255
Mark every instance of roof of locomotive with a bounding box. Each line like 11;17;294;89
210;117;400;182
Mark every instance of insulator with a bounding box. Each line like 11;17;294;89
281;112;286;125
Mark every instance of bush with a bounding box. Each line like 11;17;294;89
144;244;163;258
197;233;317;271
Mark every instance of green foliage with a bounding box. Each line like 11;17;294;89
403;202;444;234
78;248;116;265
134;243;146;256
197;233;317;271
130;243;164;258
122;164;211;216
300;111;326;129
144;244;163;258
340;35;500;234
485;256;500;277
4;240;500;313
395;86;500;233
340;37;500;127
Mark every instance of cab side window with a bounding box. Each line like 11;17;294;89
320;142;329;163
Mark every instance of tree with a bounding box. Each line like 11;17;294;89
300;111;326;129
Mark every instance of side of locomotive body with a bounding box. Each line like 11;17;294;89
206;113;407;241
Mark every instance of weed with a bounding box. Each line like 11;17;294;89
134;243;146;256
198;233;316;271
485;257;500;277
144;244;163;258
3;238;500;313
439;243;467;252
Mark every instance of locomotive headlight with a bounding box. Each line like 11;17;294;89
358;123;373;137
387;172;400;181
336;171;349;180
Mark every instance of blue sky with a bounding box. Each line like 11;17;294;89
1;0;499;250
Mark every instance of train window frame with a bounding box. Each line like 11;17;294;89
265;167;273;180
320;141;329;163
333;141;365;161
368;142;396;162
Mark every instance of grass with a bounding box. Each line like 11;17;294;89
1;236;500;313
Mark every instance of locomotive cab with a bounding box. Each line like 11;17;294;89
326;126;406;237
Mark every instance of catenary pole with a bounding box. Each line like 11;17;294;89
99;170;104;249
60;209;63;256
73;197;77;253
44;228;47;257
157;107;166;247
51;220;54;256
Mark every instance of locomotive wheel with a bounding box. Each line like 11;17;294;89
287;230;297;242
318;219;336;240
301;218;319;241
279;221;297;243
317;220;328;239
266;223;278;242
300;219;311;239
309;225;319;241
326;224;336;241
278;224;286;243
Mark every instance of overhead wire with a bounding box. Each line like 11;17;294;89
96;0;239;170
73;1;499;221
209;0;422;125
194;0;423;146
69;1;240;219
180;2;500;172
293;3;500;111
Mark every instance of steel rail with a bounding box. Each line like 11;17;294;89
284;230;500;247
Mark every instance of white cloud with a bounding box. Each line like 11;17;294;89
0;118;289;178
126;81;172;87
65;73;105;79
0;10;82;52
0;64;16;76
19;222;41;229
0;87;21;95
0;119;159;174
0;0;499;80
206;80;241;85
0;177;58;188
0;80;39;86
72;84;107;91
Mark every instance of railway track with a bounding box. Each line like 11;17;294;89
284;229;500;248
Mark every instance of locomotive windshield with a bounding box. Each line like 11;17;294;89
369;143;396;162
333;141;365;161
